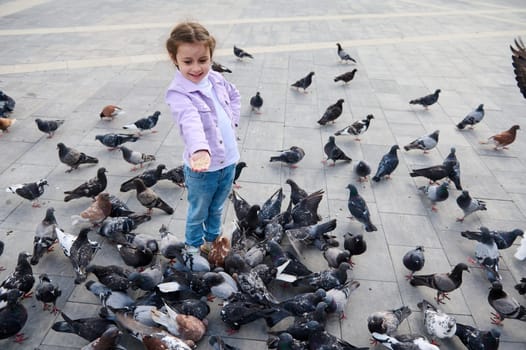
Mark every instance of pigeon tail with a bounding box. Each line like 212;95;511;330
156;199;174;215
456;121;467;130
122;123;138;130
365;222;378;232
409;274;434;288
372;175;381;182
264;308;291;328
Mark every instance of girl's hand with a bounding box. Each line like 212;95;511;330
190;150;211;172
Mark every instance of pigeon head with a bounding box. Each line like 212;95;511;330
435;89;441;94
39;273;51;282
37;179;49;187
44;207;57;224
366;114;374;120
477;104;484;111
308;71;315;76
336;43;342;50
452;263;470;275
97;167;107;176
490;281;503;291
337;98;344;105
328;136;335;143
389;145;400;154
346;184;358;196
511;125;520;132
237;161;247;169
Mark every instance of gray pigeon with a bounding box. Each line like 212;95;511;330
418;299;457;341
336;43;356;63
334;69;357;84
57;143;98;173
323;136;352;165
119;146;155;171
454;322;500;350
233;45;253;59
457;104;484;130
270;146;305;168
488;281;526;325
211;61;232;74
404;130;440;153
69;228;100;284
456;190;487;222
250;92;263;113
442;147;462;190
318;99;344;125
285;178;308;205
31;207;58;265
95;133;139;149
409;89;441;109
354;160;371;182
371;333;439;350
35;118;65;138
291;72;315;93
462;227;500;282
346;184;377;232
334;114;374;141
410;263;469;304
403;246;425;279
418;182;449;211
286;219;338;251
372;145;400;182
367;305;412;335
35;273;62;314
325;279;360;319
323;247;351;268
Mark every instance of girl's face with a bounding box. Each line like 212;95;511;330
174;42;211;84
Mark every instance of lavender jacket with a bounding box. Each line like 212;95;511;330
165;70;241;169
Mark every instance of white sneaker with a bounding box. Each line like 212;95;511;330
185;245;200;255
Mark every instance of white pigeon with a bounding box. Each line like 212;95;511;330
418;299;456;340
372;332;440;350
55;227;98;257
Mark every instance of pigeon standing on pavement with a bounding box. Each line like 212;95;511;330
31;207;58;265
336;43;356;63
35;118;65;138
462;227;501;282
291;72;315;93
64;167;107;202
367;305;412;336
418;299;457;341
323;136;352;166
454;322;500;350
232;161;247;189
99;105;123;120
409;89;441;109
133;178;174;215
442;147;462;190
346;184;377;232
250;92;263;113
371;332;439;350
269;146;305;168
233;45;253;60
71;192;113;227
372;145;400;182
334;69;358;84
211;61;232;73
6;178;48;208
409;263;470;304
0;289;28;343
95;133;139;150
57;143;98;173
35;273;61;314
119;146;156;171
123;111;160;135
120;164;166;192
334;114;374;141
484;125;520;150
457;104;485;129
343;232;367;266
418;182;449;212
404;130;440;153
354;160;371;182
456;190;487;222
0;252;35;298
403;246;425;279
318;99;344;125
488;281;526;325
510;37;526;99
0;117;16;134
0;90;16;115
69;228;100;284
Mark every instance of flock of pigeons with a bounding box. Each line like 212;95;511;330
0;35;524;350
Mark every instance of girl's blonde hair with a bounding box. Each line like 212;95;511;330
166;22;216;60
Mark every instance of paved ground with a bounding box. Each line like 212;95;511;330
1;0;526;349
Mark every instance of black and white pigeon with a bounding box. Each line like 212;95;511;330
346;184;377;232
510;37;526;99
323;136;352;166
269;146;305;168
372;145;400;182
211;61;232;73
209;335;240;350
455;322;500;350
404;130;440;153
57;142;98;173
97;214;151;243
418;182;449;212
0;289;27;343
0;252;35;298
488;281;526;325
35;273;61;314
30;207;58;265
6;178;48;207
293;262;352;290
52;311;114;342
85;264;131;292
64;167;107;202
276;288;327;317
286;219;338;251
410;263;470;304
418;299;456;341
35;118;65;138
318;99;344;125
343;232;367;266
0;90;16;115
334;114;374;141
120;164;166;192
250;92;263;113
442;147;462;190
334;69;358;84
95;133;139;149
55;226;100;259
371;332;439;350
285;178;308;205
403;246;425;279
119;146;156;171
133;178;174;215
367;305;412;336
232;161;247;189
462;227;501;282
457;104;485;130
233;45;253;60
456;190;487;222
69;228;100;284
266;239;312;282
291;72;315;93
108;194;134;217
336;43;356;63
123;110;160;134
116;243;154;270
159;165;185;187
354;160;372;182
409;89;441;109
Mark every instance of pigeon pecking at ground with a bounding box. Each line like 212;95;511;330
353;160;371;182
409;89;441;109
334;69;358;84
99;104;123;120
404;130;439;153
454;322;500;350
457;104;485;130
403;246;425;280
57;142;98;173
418;181;449;212
487;281;526;325
418;299;457;342
0;117;16;134
118;146;156;171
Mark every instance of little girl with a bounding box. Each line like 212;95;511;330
165;22;240;254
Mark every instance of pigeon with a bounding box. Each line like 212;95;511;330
234;266;280;306
108;194;134;217
0;90;16;115
418;182;449;212
0;252;35;298
71;192;113;227
117;243;154;269
211;61;232;73
346;184;377;232
515;278;526;295
323;247;351;268
160;165;185;187
142;333;193;350
232;161;246;189
284;179;306;206
336;43;356;63
456;190;487;222
372;145;400;181
35;118;65;138
403;246;425;280
52;311;115;342
64;167;107;202
409;165;449;184
442;147;462;190
325;279;360;319
202;271;238;301
323;136;352;166
250;92;263;113
230;190;251;222
334;69;358;84
492;228;524;249
410;263;470;304
286;219;338;251
85;280;134;310
309;327;369;350
123;110;160;134
409;89;441;109
95;133;139;149
515;236;526;260
165;297;211;321
35;273;61;314
334;114;374;141
170;242;210;272
289;189;324;228
354;160;371;182
457;104;485;129
404;130;439;153
6;178;48;207
0;117;16;133
57;142;98;173
488;281;526;325
455;322;500;350
159;224;181;260
511;37;526;99
276;289;327;317
371;332;439;350
219;299;288;333
133;178;174;215
463;227;501;282
0;289;27;343
81;326;122;350
291;72;315;93
97;214;151;243
293;262;351;291
317;99;344;125
266;332;306;350
69;228;100;284
343;232;367;266
367;305;412;336
269;146;305;168
85;264;131;292
55;226;100;258
119;146;156;171
258;187;284;223
99;105;123;120
484;125;520;150
233;45;253;60
266;239;313;282
30;207;58;265
120;164;166;192
418;299;456;340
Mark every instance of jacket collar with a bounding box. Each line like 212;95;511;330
168;70;222;94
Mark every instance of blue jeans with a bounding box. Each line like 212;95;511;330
184;163;235;247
